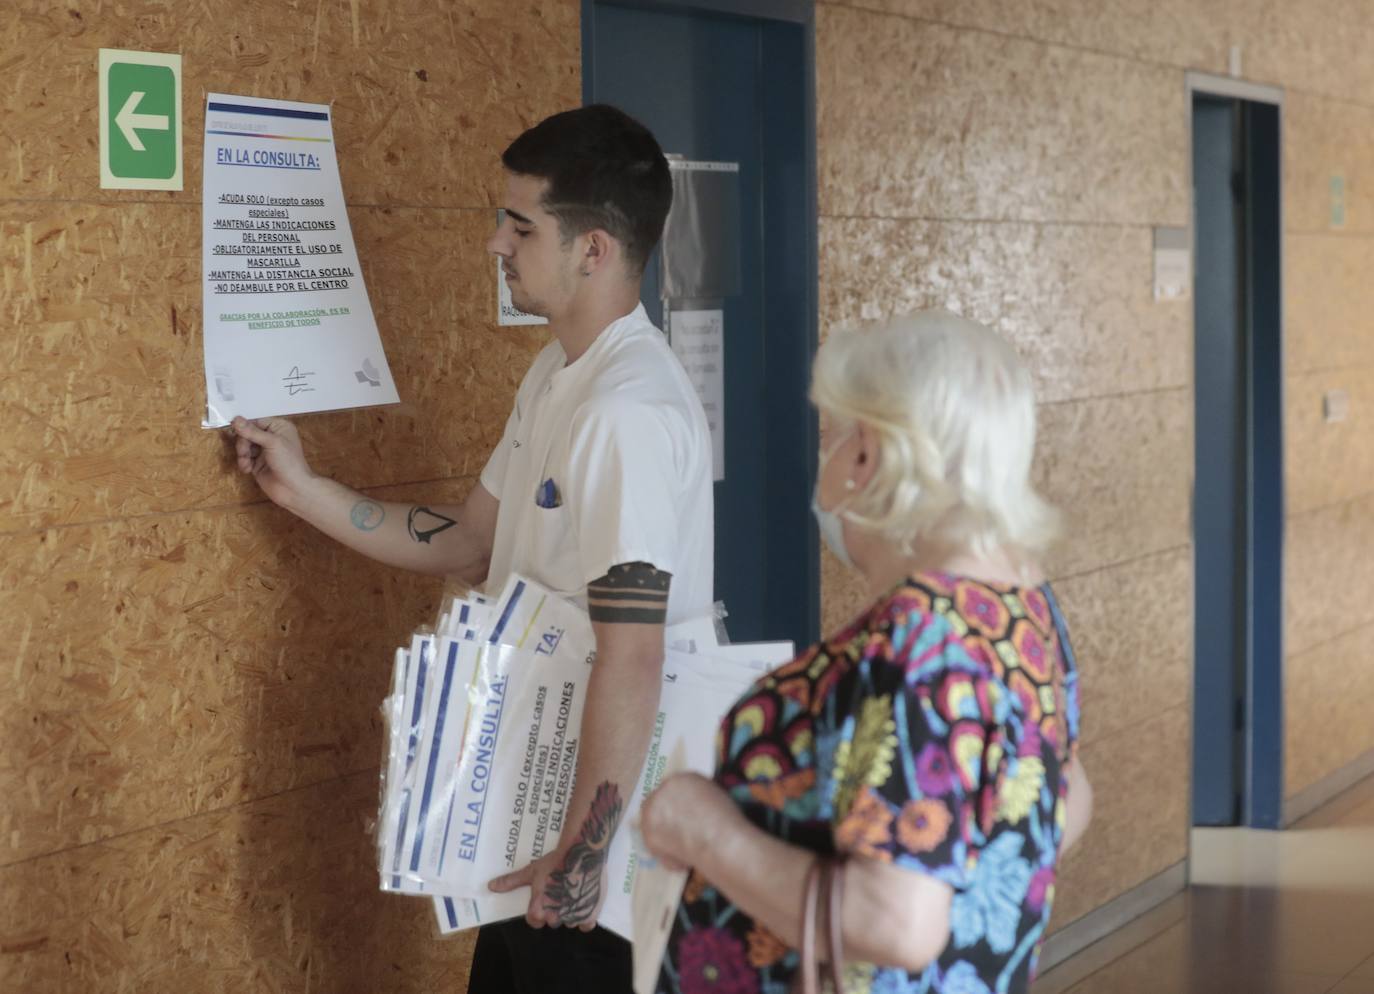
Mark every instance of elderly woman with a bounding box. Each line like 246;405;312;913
641;311;1093;994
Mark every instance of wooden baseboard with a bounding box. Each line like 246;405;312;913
1284;746;1374;827
1033;862;1187;993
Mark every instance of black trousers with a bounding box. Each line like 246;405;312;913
467;919;634;994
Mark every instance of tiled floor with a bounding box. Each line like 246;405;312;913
1034;777;1374;994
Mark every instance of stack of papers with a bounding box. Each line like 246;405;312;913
375;574;793;955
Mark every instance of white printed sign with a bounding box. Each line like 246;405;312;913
201;92;399;427
632;741;690;994
1152;226;1191;302
669;309;726;481
498;258;549;326
381;574;791;939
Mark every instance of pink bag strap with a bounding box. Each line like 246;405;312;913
825;860;847;991
795;857;847;994
797;858;823;994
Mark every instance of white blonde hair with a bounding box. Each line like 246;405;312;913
810;309;1060;561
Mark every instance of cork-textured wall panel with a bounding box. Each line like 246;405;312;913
1285;622;1374;795
0;772;472;993
1285;366;1374;516
1282;81;1374;796
817;0;1374;949
1285;92;1374;235
1053;549;1192;750
1051;706;1190;927
1286;502;1374;786
1284;496;1374;797
1034;391;1192;580
1242;0;1374;106
847;0;1374;108
4;1;577;990
819;217;1190;404
1285;233;1374;377
818;546;873;636
1;479;473;865
835;0;1249;76
1284;496;1374;660
0;203;545;534
816;3;1188;225
816;0;1195;936
1;0;578;208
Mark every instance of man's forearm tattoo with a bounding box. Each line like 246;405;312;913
407;505;457;544
350;499;385;532
587;562;671;625
545;781;623;925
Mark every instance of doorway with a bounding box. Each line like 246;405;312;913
1189;75;1284;829
583;0;819;645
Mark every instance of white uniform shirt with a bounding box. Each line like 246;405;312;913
480;304;714;625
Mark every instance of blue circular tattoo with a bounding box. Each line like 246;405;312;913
351;499;385;531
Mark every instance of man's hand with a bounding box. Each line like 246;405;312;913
488;849;607;932
232;416;316;511
226;415;496;580
489;780;623;931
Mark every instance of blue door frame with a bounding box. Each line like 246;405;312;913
1189;78;1285;830
582;0;820;647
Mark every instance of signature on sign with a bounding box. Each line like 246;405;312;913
283;366;316;396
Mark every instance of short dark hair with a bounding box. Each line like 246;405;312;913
502;104;673;275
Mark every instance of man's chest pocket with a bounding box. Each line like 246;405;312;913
528;483;581;596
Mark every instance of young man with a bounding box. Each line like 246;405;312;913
232;105;714;993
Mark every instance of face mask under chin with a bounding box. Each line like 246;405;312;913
812;429;858;569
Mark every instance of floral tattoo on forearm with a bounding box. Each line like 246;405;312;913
544;781;624;925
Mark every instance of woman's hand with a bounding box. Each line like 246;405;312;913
644;772;954;973
640;772;738;871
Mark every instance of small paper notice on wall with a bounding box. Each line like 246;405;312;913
200;92;399;427
1153;226;1191;301
662;160;741;301
497;257;549;326
669;309;725;482
495;209;550;326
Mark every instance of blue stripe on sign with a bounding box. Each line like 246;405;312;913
436;782;458;869
444;898;458;928
410;641;460;872
406;640;431;770
389;793;411;890
488;580;526;643
208;100;329;121
444;669;509;867
389;642;428;888
214;162;320;170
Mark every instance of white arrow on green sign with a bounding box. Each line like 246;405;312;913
115;90;170;152
99;49;182;191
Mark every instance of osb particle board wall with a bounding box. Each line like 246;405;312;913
1;1;577;991
816;0;1374;932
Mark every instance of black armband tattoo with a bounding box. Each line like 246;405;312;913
407;506;457;544
587;562;671;625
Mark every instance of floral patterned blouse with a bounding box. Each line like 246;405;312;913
656;573;1080;994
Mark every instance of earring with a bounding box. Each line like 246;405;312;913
844;479;856;491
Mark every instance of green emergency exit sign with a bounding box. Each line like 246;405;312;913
99;49;182;190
